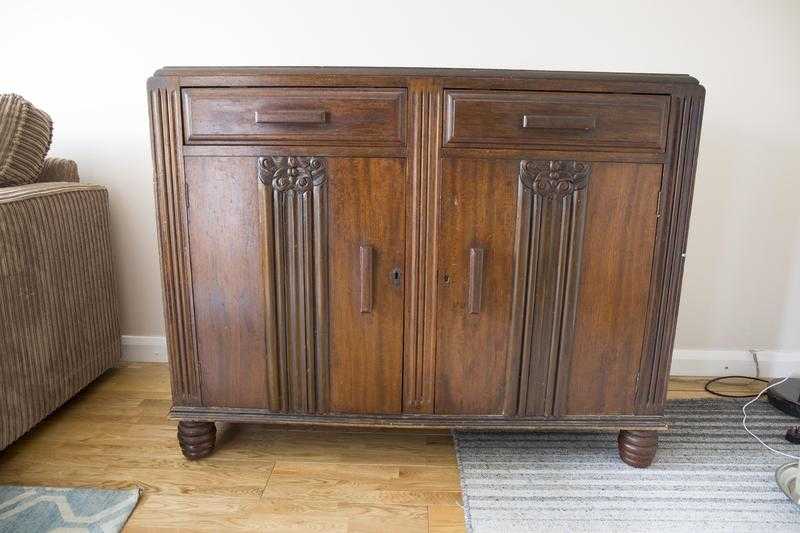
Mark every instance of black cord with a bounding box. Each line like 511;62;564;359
704;375;769;398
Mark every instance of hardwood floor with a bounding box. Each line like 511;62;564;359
0;363;765;532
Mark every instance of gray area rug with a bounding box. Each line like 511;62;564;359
454;399;800;532
0;486;139;533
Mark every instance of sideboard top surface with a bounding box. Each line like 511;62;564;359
149;67;702;95
153;66;698;83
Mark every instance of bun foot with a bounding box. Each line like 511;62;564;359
618;430;658;468
178;421;216;460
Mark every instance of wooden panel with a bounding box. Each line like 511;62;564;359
559;163;662;415
183;88;406;145
434;159;518;415
637;88;706;414
328;158;406;414
148;85;202;406
506;160;590;417
257;156;330;414
185;156;268;409
444;91;669;150
403;80;441;414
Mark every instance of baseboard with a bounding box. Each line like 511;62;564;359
121;335;168;363
670;350;799;379
121;336;798;378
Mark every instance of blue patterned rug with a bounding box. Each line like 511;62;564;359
0;486;139;533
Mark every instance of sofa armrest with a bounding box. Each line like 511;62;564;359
0;181;120;450
0;181;98;204
37;157;79;183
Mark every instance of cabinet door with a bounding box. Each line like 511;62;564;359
186;156;405;414
556;163;662;415
433;159;519;415
432;159;661;418
185;156;271;409
326;158;406;414
506;160;662;417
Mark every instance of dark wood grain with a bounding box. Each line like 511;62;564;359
177;421;216;460
444;90;669;150
184;157;269;409
152;66;699;96
148;84;202;406
183;88;406;145
328;158;406;414
172;405;667;431
636;87;706;414
508;160;590;417
257;156;329;414
558;163;663;415
402;79;441;414
434;158;518;415
618;430;658;467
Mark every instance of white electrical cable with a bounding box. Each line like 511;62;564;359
742;375;800;460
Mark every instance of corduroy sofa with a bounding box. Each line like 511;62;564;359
0;94;120;451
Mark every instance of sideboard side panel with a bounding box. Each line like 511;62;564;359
636;87;706;413
148;84;202;406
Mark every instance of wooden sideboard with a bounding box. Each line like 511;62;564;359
147;67;704;467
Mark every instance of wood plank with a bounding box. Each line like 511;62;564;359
262;461;461;505
250;498;427;532
429;504;467;533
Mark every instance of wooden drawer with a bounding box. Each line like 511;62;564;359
182;88;406;145
443;90;669;150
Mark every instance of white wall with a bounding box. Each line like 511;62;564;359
2;1;799;359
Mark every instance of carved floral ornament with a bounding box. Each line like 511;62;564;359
258;156;328;192
519;160;591;198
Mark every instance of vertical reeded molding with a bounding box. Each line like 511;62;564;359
403;79;442;413
258;156;329;414
636;86;706;413
148;79;202;406
506;160;590;417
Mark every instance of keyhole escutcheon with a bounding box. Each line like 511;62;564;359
390;267;402;288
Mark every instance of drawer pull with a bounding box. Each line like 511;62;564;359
255;110;328;124
468;247;485;314
359;245;373;313
522;114;596;131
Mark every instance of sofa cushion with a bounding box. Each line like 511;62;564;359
0;94;53;187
